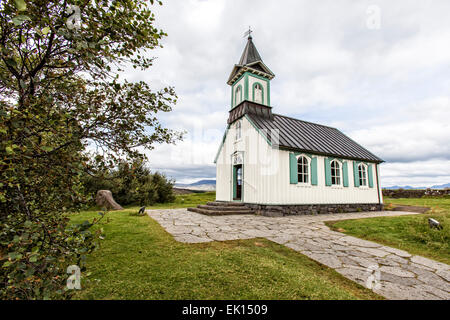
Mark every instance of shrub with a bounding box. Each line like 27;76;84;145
84;160;175;206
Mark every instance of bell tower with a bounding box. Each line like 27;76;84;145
227;32;275;109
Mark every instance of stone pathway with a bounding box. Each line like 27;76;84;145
147;209;450;300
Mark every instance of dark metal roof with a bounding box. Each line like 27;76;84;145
227;35;275;85
246;112;384;163
239;36;262;65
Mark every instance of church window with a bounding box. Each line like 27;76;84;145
331;160;341;185
254;83;263;104
235;120;241;141
358;164;367;186
235;86;242;106
297;156;309;183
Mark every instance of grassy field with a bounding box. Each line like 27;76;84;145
133;191;215;209
70;192;381;300
327;197;450;264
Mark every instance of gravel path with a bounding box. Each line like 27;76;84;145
147;209;450;300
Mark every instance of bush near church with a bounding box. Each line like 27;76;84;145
382;188;450;198
84;160;176;207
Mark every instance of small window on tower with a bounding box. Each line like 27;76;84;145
235;120;241;141
254;83;262;104
235;86;242;106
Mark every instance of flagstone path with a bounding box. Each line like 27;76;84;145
147;209;450;300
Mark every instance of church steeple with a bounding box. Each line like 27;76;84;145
227;33;275;109
238;35;262;65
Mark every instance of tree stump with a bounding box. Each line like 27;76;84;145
96;190;123;210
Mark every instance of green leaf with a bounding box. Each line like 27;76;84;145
12;15;31;26
5;58;17;68
14;0;27;11
5;146;14;154
25;267;35;277
3;261;12;267
8;252;23;260
42;27;50;35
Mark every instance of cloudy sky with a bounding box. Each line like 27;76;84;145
124;0;450;187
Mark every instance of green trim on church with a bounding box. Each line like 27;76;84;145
230;71;271;108
229;36;274;109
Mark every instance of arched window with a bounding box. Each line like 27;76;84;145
358;164;367;186
254;83;263;104
235;120;241;141
297;156;309;183
331;160;341;185
235;86;242;106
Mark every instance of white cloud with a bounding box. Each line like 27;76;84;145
381;159;450;187
347;96;450;163
120;1;450;186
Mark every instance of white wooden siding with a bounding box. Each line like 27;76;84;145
216;117;381;204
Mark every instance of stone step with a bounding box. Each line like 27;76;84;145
198;204;251;211
206;201;245;207
187;207;254;216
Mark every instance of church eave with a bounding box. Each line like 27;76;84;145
227;66;275;85
246;60;275;77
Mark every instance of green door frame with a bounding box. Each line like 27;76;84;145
233;164;243;201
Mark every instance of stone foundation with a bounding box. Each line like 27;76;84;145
245;203;384;217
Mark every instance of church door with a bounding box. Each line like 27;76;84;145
233;165;243;201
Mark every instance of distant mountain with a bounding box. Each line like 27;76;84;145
383;183;450;190
189;179;216;186
175;179;216;191
430;183;450;189
383;185;417;190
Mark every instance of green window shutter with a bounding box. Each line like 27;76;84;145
289;153;298;184
342;161;349;187
353;161;360;187
232;166;237;198
310;157;318;185
368;164;374;188
324;157;332;186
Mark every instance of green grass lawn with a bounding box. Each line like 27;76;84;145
70;192;381;300
145;191;216;209
326;197;450;265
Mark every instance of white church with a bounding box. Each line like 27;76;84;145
191;35;384;217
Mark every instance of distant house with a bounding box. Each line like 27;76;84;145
214;35;384;216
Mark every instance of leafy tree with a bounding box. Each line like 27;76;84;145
84;159;176;206
0;0;182;299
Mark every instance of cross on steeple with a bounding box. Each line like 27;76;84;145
243;26;253;39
